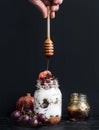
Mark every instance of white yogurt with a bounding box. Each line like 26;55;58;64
34;87;62;119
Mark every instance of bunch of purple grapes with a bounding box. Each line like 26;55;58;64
11;109;48;127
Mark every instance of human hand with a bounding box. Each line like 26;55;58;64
29;0;63;19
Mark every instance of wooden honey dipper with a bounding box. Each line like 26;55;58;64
44;6;54;70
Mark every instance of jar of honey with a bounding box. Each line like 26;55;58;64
67;93;90;121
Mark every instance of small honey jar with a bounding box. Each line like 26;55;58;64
67;93;90;121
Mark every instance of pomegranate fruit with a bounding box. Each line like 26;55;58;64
16;93;34;111
38;70;52;79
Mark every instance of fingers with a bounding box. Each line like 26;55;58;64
53;0;63;5
50;5;59;12
41;0;50;6
50;0;62;18
29;0;48;18
41;0;62;6
50;11;55;19
50;5;59;19
29;0;63;18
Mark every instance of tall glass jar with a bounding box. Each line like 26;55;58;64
34;70;62;124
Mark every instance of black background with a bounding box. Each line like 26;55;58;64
0;0;99;117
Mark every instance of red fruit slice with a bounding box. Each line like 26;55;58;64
38;72;45;79
38;70;52;79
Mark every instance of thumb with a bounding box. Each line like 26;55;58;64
29;0;47;18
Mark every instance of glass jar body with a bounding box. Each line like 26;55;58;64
67;93;90;121
34;87;62;124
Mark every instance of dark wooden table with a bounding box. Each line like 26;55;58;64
0;116;99;130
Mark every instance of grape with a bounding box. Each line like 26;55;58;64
29;118;38;127
11;110;21;120
45;79;50;83
37;114;47;123
17;115;24;123
22;114;30;123
38;121;43;126
17;114;33;124
29;116;32;121
26;109;33;115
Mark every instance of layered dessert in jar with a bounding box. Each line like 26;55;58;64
34;70;62;124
